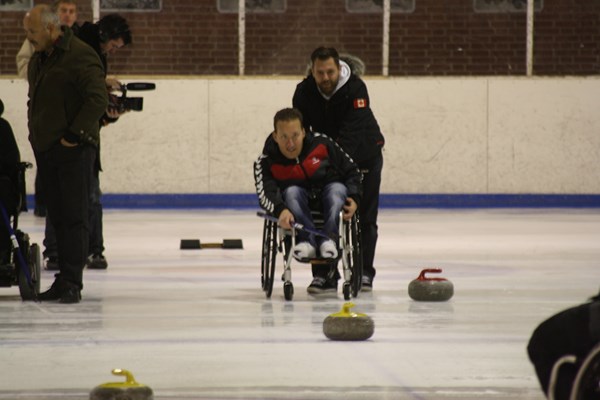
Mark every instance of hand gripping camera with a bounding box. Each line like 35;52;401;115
108;82;156;113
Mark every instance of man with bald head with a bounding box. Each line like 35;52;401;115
17;0;79;79
25;4;107;303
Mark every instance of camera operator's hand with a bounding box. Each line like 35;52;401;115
106;108;121;119
106;77;122;92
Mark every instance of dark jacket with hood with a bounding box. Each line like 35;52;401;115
27;27;107;152
292;60;385;166
77;22;107;73
254;131;362;218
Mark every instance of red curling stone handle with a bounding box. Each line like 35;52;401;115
417;268;447;282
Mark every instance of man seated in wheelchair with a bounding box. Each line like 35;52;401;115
528;289;600;400
254;107;361;293
0;98;22;265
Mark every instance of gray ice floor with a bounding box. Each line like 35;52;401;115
1;208;599;400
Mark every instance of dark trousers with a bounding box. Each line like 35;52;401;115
34;170;45;211
527;300;600;400
88;166;104;255
36;144;95;289
43;155;104;258
358;151;383;279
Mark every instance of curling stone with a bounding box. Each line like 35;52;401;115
323;302;374;341
408;268;454;302
90;369;153;400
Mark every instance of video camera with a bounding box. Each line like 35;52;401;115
108;82;156;113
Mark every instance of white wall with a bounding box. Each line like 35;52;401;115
2;76;599;194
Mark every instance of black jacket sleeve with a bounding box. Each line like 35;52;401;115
254;151;286;217
292;81;312;133
336;78;383;164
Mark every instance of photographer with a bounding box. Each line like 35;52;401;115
75;14;131;270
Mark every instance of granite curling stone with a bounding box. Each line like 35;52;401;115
408;268;454;302
90;369;153;400
323;302;374;341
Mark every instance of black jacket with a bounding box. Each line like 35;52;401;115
0;117;21;213
77;22;107;74
254;131;362;217
292;73;385;166
27;27;107;152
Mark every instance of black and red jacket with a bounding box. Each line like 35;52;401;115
254;131;362;217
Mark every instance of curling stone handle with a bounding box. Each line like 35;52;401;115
341;302;355;314
111;369;138;385
417;268;446;281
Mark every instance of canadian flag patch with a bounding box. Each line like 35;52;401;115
353;98;367;109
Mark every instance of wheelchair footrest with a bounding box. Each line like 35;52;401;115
293;257;337;264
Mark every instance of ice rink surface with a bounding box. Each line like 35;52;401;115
1;208;599;399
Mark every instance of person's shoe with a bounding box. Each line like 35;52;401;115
59;286;81;304
37;280;64;301
319;239;338;259
44;256;59;271
87;254;108;270
306;276;338;295
34;205;46;218
361;275;373;292
38;279;81;303
292;242;316;260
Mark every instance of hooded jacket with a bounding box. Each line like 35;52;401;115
27;27;107;152
292;60;385;165
254;131;362;218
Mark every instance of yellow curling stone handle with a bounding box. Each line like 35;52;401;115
329;302;367;318
98;369;147;389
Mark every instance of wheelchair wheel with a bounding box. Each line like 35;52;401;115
570;343;600;400
283;281;294;301
349;215;362;298
261;219;277;299
18;240;40;301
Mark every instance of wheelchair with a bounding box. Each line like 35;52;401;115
259;199;362;301
548;342;600;400
0;142;41;301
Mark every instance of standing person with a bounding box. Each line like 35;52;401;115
41;14;132;271
16;0;79;220
76;13;132;270
293;46;385;291
16;0;79;78
254;108;361;294
527;291;600;400
25;4;108;303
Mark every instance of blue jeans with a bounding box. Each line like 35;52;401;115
282;183;347;248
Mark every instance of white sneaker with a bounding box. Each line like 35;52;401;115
319;239;338;259
293;242;316;260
